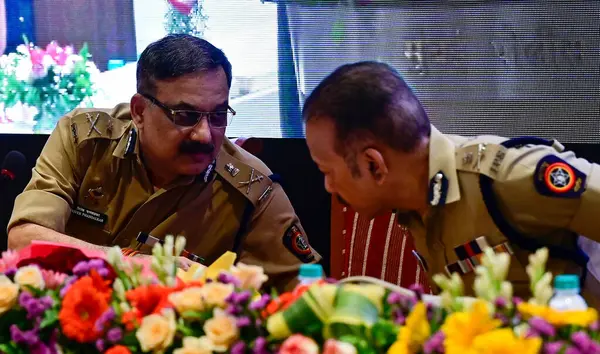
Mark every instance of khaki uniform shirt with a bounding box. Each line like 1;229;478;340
8;104;321;291
400;125;600;308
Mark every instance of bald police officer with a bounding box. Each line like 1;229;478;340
304;61;600;308
8;34;320;291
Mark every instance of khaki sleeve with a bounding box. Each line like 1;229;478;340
492;145;600;242
237;182;322;292
8;117;83;233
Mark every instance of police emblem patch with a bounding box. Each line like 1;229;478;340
282;224;314;263
534;155;586;198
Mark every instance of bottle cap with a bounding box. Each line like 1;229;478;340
554;274;580;291
299;264;323;278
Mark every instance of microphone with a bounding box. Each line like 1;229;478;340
1;151;26;184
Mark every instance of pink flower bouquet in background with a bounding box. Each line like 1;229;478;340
0;39;99;133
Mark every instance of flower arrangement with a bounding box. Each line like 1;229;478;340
164;0;208;37
0;39;99;133
0;237;598;354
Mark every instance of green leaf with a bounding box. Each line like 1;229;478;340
179;311;211;321
40;308;60;329
0;342;27;354
122;330;139;347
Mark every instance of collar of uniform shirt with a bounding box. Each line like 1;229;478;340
428;125;461;205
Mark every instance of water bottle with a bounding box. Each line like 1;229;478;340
549;274;588;311
298;264;324;286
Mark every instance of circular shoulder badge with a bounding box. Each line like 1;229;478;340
544;162;575;193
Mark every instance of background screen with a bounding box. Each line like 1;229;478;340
1;0;599;142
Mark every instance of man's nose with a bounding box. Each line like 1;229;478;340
190;117;212;143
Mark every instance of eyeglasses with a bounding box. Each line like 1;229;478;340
139;93;236;128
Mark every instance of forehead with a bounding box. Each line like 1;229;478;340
306;118;340;163
154;68;229;110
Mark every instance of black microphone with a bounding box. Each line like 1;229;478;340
1;151;26;184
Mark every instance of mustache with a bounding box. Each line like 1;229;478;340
179;141;215;154
336;195;349;206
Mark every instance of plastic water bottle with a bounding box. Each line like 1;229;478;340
549;274;588;311
298;264;324;285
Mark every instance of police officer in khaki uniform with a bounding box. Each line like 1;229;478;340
303;61;600;308
7;34;320;291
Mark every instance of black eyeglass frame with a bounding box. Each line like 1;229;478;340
139;92;236;128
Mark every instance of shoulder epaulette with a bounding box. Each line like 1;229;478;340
455;142;508;180
68;111;130;146
215;152;274;207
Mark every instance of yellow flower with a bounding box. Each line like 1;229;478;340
203;308;239;351
200;282;234;308
387;302;430;354
169;287;205;316
136;309;177;353
173;336;214;354
0;276;19;315
518;302;598;327
442;301;501;354
230;263;268;290
14;265;45;290
472;328;541;354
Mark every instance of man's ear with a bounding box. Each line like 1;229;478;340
363;147;388;185
130;93;147;127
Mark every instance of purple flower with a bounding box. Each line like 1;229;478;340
226;305;241;316
94;308;116;332
544;342;566;354
512;297;524;306
30;341;53;354
95;339;106;352
10;325;39;346
255;318;263;327
529;317;556;337
236;316;251;327
73;261;90;276
423;331;445;354
590;321;599;332
494;297;508;309
571;332;594;353
387;292;402;305
20;294;54;320
98;268;110;278
231;341;246;354
106;327;123;343
249;294;271;311
217;272;241;287
88;259;105;270
4;267;17;278
324;277;338;284
254;337;268;354
234;291;252;304
494;312;510;326
409;284;424;300
393;309;405;325
59;276;77;297
565;346;583;354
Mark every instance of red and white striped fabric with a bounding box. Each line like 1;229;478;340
331;201;432;293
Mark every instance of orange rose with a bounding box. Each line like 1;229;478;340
105;345;132;354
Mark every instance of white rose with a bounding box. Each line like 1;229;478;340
168;287;205;316
14;265;45;290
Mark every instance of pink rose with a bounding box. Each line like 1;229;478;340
279;335;319;354
45;41;73;66
323;339;357;354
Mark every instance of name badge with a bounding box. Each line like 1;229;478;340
71;205;108;225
